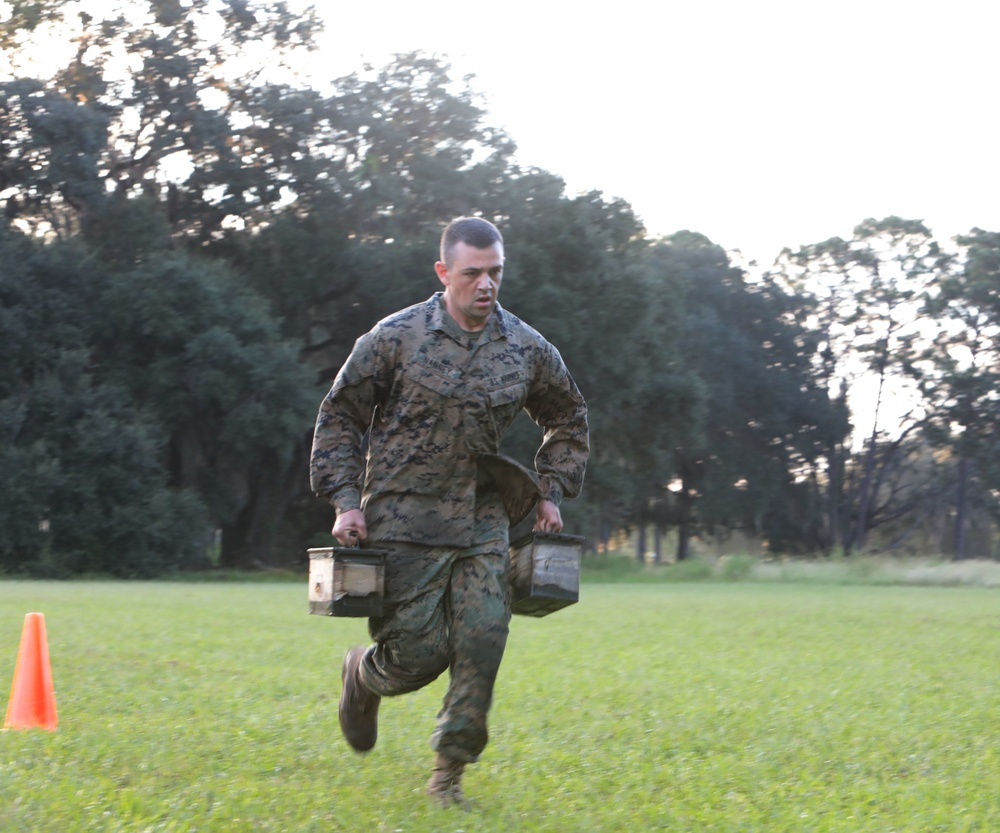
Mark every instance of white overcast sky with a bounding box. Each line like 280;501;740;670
308;0;1000;267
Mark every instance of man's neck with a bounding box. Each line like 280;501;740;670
439;297;492;336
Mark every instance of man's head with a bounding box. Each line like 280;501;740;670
435;217;505;332
439;217;504;267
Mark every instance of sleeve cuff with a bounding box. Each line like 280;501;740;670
328;486;361;514
538;476;563;507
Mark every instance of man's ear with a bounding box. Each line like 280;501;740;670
434;260;450;287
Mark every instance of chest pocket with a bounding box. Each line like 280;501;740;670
485;380;529;436
408;354;463;399
382;356;464;434
486;381;527;409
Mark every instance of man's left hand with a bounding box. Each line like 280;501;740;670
534;499;563;533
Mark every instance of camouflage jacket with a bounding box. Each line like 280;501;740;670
310;292;590;547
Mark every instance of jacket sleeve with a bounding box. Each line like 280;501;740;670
309;331;382;513
524;341;590;506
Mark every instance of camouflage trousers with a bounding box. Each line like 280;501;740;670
357;500;511;763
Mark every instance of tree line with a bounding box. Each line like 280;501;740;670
1;1;997;575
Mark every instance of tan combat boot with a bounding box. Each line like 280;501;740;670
426;753;469;809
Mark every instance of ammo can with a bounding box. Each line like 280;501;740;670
308;547;386;617
509;532;583;617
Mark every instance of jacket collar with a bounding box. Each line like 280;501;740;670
427;291;509;343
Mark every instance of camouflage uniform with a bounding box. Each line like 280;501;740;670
310;291;588;762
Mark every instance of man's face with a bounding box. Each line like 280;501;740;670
435;241;504;332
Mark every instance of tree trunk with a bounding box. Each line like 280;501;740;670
825;443;845;554
675;523;692;562
635;524;646;563
853;443;875;552
674;473;696;561
852;367;887;553
953;456;971;560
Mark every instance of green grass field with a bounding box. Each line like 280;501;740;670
1;578;998;832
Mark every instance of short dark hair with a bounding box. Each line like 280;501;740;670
440;217;503;266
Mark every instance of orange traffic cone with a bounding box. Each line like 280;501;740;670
4;612;58;731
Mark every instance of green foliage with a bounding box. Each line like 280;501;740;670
0;229;203;575
0;217;313;575
581;554;717;583
660;232;848;558
2;0;324;240
0;79;109;232
716;553;758;580
916;229;1000;557
493;181;701;542
3;1;999;572
772;219;952;556
583;553;1000;587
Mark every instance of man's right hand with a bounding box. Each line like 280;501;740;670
332;508;367;546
